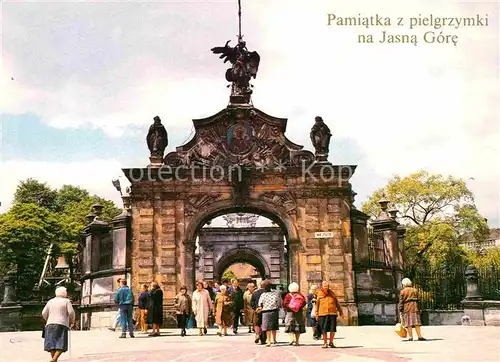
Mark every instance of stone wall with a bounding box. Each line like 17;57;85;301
421;310;464;325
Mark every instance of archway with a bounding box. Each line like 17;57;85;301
184;199;299;245
190;206;290;290
214;247;270;282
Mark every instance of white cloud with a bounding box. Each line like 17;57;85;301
1;0;498;225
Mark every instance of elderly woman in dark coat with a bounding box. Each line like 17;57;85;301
399;278;426;341
42;286;75;362
148;282;163;337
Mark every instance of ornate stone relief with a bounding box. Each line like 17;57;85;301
163;108;315;170
184;193;222;216
258;192;296;214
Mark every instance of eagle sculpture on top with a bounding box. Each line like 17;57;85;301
211;40;260;96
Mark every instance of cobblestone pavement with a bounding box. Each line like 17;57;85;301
2;326;499;362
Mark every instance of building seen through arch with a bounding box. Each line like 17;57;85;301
195;213;286;288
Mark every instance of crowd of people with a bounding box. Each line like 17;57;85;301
110;277;349;349
40;277;425;361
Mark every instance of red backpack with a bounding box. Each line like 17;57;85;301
288;293;305;312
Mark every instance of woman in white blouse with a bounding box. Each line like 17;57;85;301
258;280;282;346
42;286;75;362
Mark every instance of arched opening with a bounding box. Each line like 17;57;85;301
215;246;270;281
188;204;293;290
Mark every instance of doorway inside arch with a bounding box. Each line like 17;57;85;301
221;262;263;291
194;212;289;289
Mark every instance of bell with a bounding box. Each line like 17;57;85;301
55;255;70;269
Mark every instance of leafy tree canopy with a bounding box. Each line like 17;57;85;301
361;170;489;271
222;269;238;281
13;178;58;211
1;178;121;300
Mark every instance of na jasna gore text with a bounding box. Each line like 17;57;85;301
327;13;490;47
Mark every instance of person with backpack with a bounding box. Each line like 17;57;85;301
283;282;307;346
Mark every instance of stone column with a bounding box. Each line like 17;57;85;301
366;198;402;324
200;243;215;281
0;270;22;332
111;212;130;270
289;238;301;284
184;243;196;293
351;209;370;263
371;198;399;268
396;224;406;271
461;264;486;326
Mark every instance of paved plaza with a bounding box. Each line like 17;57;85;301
2;326;499;362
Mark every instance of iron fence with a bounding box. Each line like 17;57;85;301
412;265;500;310
478;266;500;300
413;265;467;310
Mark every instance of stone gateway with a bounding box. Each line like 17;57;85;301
78;26;406;329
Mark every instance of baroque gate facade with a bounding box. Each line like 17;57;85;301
79;29;406;328
122;104;360;325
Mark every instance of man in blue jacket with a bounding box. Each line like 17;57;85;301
114;279;135;338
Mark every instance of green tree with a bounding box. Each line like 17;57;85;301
13;178;58;210
222;269;238;281
53;185;90;213
1;179;121;299
0;203;61;300
58;196;121;253
361;170;489;272
465;246;500;270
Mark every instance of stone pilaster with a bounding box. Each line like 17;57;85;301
131;199;154;293
199;243;215;281
111;212;130;270
351;209;370;263
371;199;399;268
396;224;406;271
81;204;110;279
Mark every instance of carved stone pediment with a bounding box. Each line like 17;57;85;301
185;193;222;216
164;107;315;169
258;191;297;214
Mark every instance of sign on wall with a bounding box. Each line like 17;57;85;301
314;231;334;238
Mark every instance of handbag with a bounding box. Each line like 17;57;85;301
395;322;407;338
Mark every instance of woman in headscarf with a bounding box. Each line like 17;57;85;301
399;278;426;341
42;286;75;362
283;282;307;346
213;284;233;336
192;280;213;336
258;280;282;347
147;281;163;337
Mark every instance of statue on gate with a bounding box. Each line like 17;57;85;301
146;116;168;159
310;116;332;162
211;39;260;99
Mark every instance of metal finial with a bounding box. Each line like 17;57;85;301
238;0;242;42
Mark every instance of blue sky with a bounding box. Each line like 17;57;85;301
1;0;499;227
